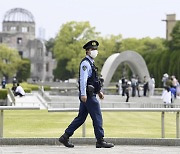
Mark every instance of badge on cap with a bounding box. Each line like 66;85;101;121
82;65;87;71
83;40;99;50
92;42;96;46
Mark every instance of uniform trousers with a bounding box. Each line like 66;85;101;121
65;95;104;140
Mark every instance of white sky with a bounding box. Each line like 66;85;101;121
0;0;179;40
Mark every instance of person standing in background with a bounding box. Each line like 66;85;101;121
136;75;141;97
149;75;155;96
162;73;169;88
1;76;6;89
125;81;131;102
121;76;126;96
131;75;137;97
161;87;172;108
143;76;149;96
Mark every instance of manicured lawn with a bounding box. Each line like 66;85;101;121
4;110;176;138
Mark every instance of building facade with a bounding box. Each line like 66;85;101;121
164;14;177;41
0;8;55;81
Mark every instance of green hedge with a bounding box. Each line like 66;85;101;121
6;83;50;91
43;86;51;91
20;83;50;91
0;89;8;99
20;83;39;91
24;88;31;93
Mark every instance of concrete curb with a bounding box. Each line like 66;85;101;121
1;138;180;146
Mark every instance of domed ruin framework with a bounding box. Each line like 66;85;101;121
3;8;35;22
0;8;55;81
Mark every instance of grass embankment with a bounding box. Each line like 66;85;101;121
4;110;176;138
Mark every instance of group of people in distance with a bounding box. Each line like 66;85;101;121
1;77;25;97
116;75;155;102
117;73;180;107
11;78;25;97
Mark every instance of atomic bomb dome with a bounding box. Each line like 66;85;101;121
3;8;35;22
0;8;55;81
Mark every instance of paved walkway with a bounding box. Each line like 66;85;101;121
15;93;46;109
0;145;180;154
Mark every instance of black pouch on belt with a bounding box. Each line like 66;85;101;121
87;85;94;96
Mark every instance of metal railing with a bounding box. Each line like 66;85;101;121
140;103;180;108
48;108;180;138
47;102;180;109
7;88;16;105
0;106;40;138
38;86;51;102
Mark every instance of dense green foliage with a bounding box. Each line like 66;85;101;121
165;21;180;83
53;21;99;80
51;21;180;87
16;59;31;82
168;21;180;51
0;44;30;82
0;44;22;80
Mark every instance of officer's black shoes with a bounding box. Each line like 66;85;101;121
96;138;114;148
59;133;74;148
59;134;114;148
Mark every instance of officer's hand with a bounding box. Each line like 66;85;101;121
98;92;104;100
81;95;87;103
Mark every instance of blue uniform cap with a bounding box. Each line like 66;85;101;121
83;40;99;50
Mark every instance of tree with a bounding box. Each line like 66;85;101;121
0;44;21;80
168;21;180;51
120;38;141;53
139;37;166;53
45;38;55;58
163;21;180;84
16;59;30;82
141;38;167;87
97;35;124;81
46;38;55;52
54;21;99;80
53;59;73;80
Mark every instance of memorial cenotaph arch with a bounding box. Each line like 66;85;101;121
101;50;150;87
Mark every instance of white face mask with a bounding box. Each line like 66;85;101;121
90;50;98;59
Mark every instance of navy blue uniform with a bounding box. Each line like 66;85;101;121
59;40;114;148
65;55;104;140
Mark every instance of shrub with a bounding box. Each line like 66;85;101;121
6;82;50;92
21;82;39;91
44;86;51;91
24;88;31;93
0;89;8;99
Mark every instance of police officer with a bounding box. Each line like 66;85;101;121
59;40;114;148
